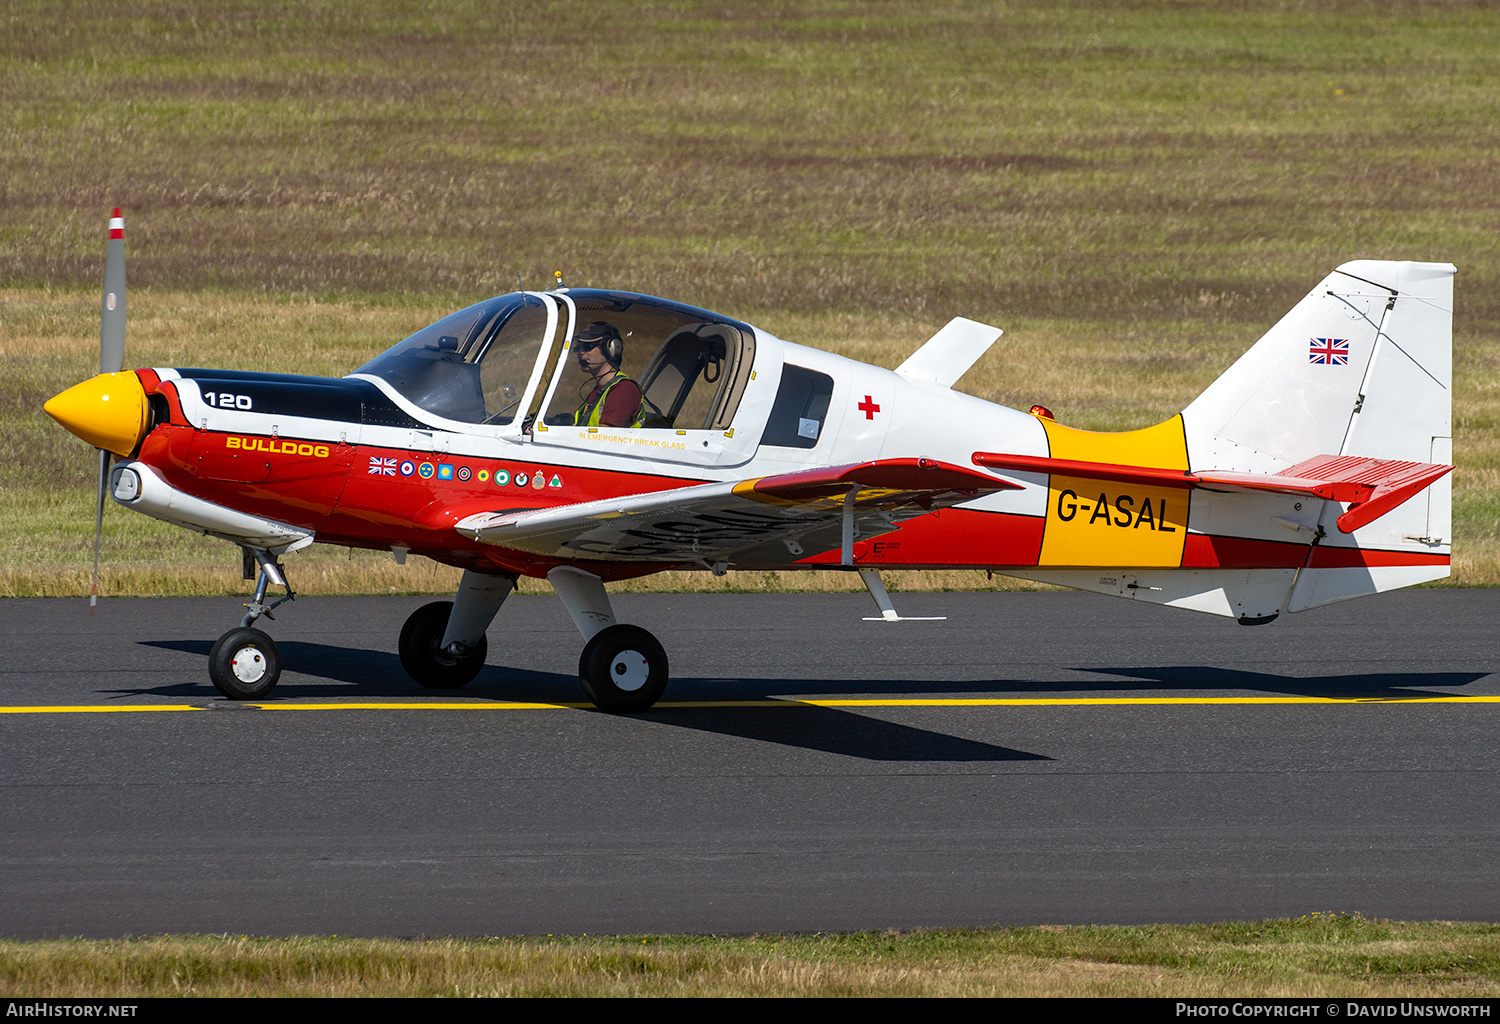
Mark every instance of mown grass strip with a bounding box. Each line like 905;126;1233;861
3;919;1499;997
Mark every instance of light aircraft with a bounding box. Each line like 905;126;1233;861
45;210;1455;711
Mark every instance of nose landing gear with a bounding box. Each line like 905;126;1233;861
208;626;281;700
208;547;293;701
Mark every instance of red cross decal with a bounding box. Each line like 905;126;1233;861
858;395;880;420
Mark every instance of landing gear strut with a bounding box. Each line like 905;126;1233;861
549;565;669;713
397;569;515;689
208;547;292;700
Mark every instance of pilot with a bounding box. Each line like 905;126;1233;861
572;321;643;428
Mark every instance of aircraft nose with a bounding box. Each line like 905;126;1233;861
44;371;150;456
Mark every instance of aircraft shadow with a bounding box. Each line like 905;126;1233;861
128;642;1489;763
622;701;1051;762
132;639;1049;763
139;642;1491;703
1077;666;1491;700
136;639;564;697
666;667;1493;701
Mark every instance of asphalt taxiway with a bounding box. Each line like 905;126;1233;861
2;588;1497;937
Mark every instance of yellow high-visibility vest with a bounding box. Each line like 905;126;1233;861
574;372;644;428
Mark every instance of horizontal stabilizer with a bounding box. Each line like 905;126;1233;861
972;450;1452;534
1195;455;1453;534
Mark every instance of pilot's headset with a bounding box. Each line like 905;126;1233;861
576;322;624;367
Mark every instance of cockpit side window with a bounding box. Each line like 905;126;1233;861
759;364;834;448
636;324;755;430
540;294;754;431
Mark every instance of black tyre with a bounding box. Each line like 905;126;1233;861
578;624;668;713
398;601;487;688
208;627;281;700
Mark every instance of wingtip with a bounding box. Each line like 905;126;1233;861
108;208;124;239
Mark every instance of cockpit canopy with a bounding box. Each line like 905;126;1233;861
353;290;756;432
354;293;543;425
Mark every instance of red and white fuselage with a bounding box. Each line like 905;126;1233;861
59;264;1451;627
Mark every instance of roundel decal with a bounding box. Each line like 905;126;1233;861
515;472;529;487
494;469;511;486
457;466;472;482
418;462;435;479
399;460;415;477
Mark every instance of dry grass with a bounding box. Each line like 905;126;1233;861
4;1;1497;320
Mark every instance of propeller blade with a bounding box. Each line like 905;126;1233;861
92;208;126;612
91;448;109;614
101;208;126;375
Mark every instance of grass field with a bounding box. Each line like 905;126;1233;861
4;918;1500;997
2;0;1496;596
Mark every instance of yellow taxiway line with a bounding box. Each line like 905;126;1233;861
2;695;1499;715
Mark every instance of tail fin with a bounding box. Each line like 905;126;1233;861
1182;260;1453;475
1182;260;1454;609
995;260;1454;619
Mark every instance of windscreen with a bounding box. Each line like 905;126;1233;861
353;294;551;424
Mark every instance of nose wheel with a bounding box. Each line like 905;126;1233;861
579;624;668;713
208;626;281;700
207;548;294;700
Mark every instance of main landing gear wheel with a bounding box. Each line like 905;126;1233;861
208;627;281;700
579;624;668;713
398;601;487;688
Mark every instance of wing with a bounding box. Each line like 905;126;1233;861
456;458;1018;565
971;451;1452;534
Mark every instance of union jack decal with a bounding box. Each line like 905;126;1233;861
1309;337;1350;365
368;457;398;476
